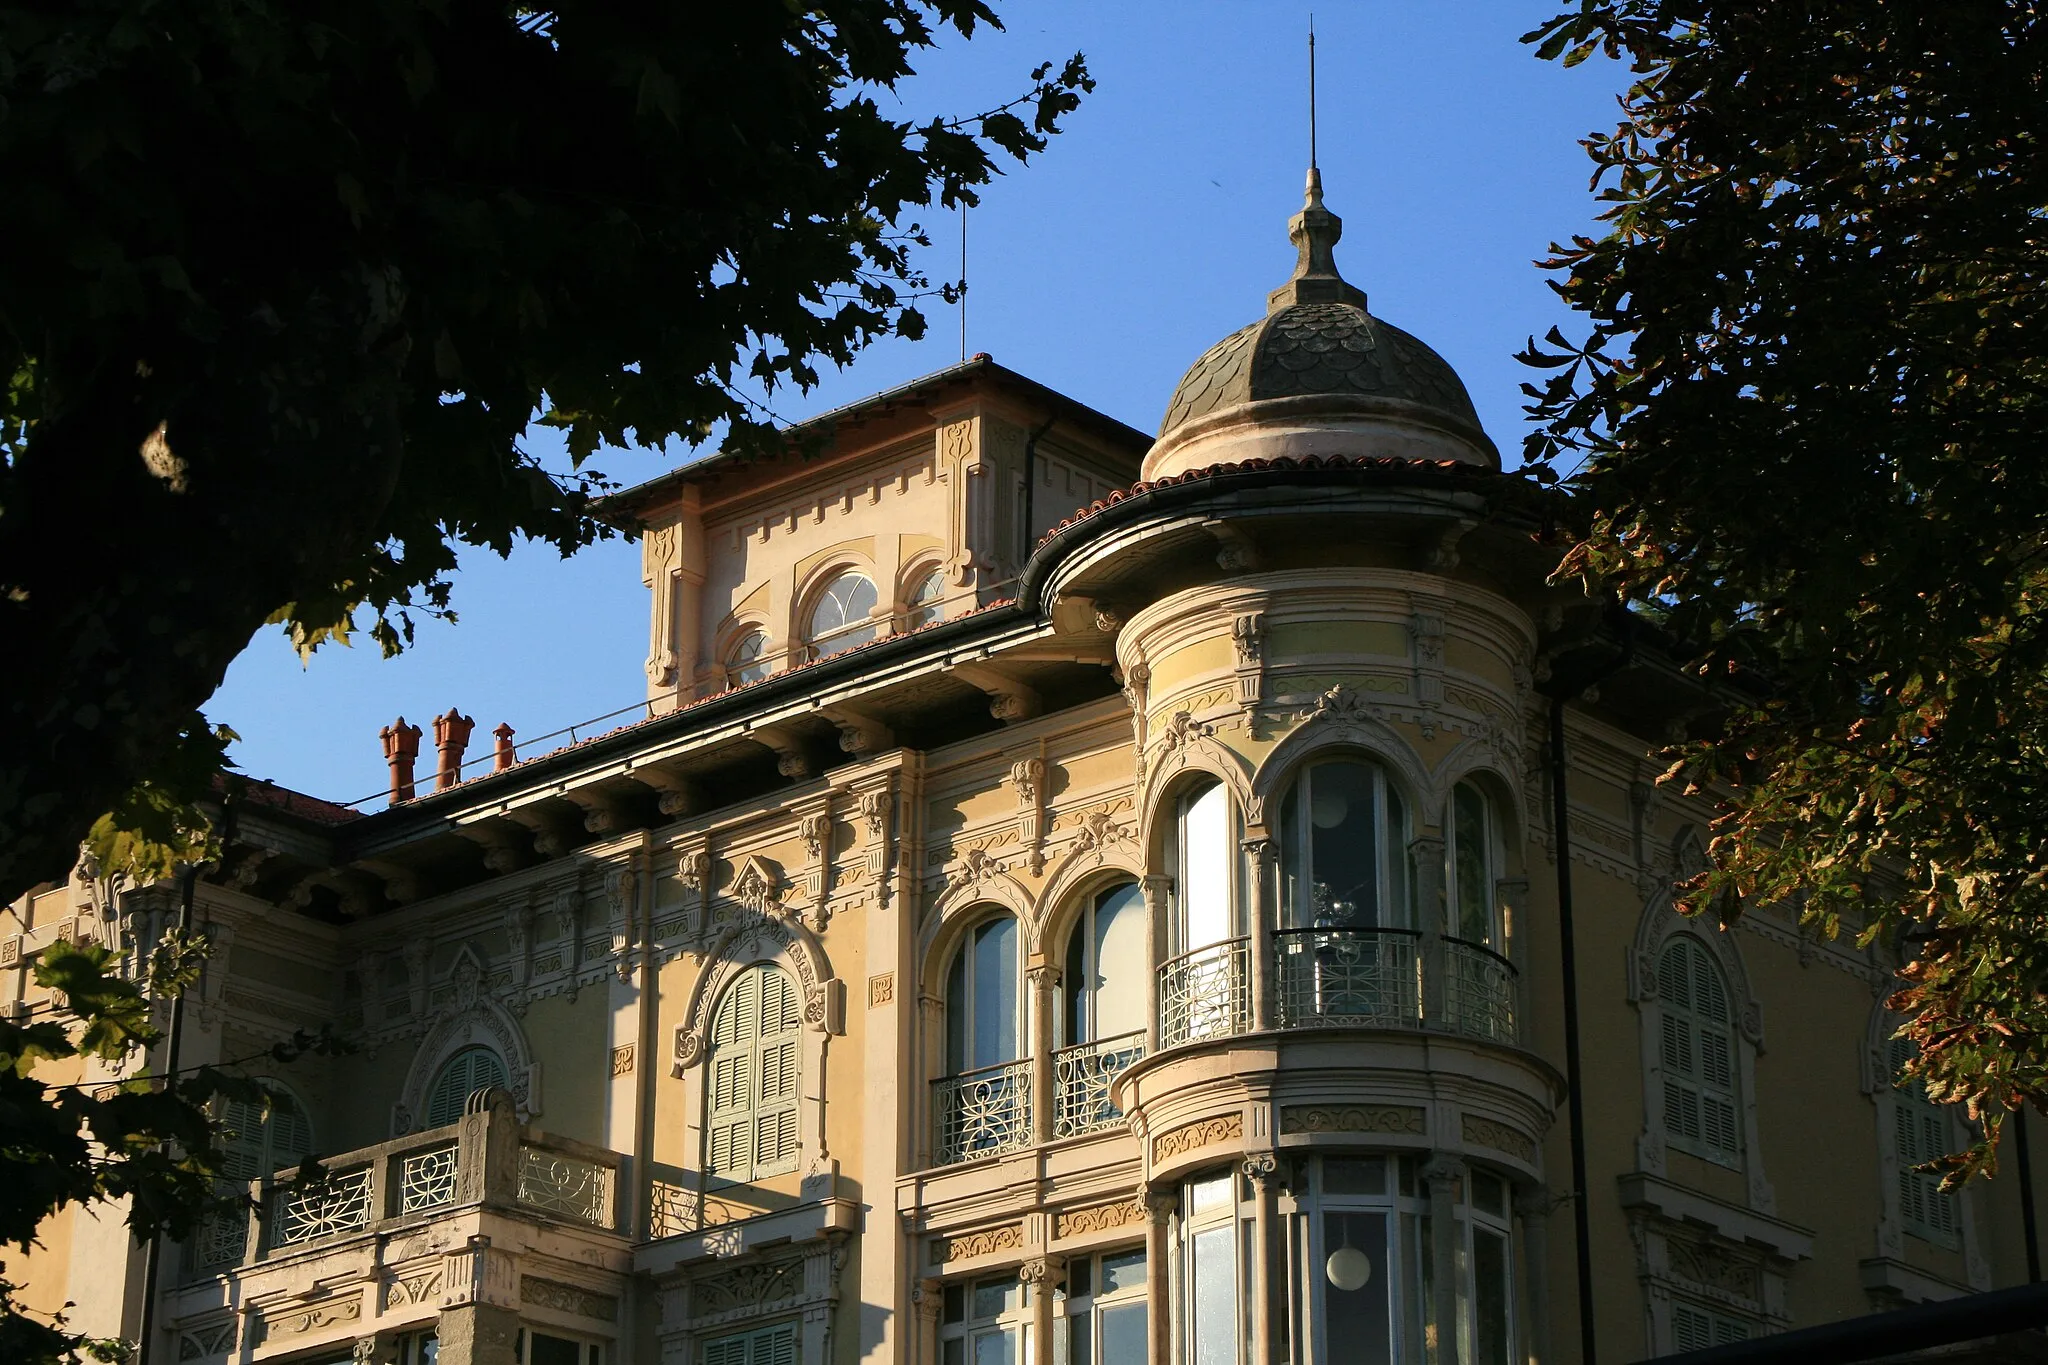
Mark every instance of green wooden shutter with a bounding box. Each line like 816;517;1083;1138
1890;1038;1958;1243
424;1046;510;1128
701;1320;799;1365
1658;938;1742;1165
219;1098;268;1181
706;966;803;1183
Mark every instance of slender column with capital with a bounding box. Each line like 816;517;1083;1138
1244;835;1276;1031
914;1276;944;1365
1423;1156;1466;1365
1145;1189;1177;1365
1028;964;1060;1143
916;993;945;1170
1410;836;1448;1025
1515;1187;1553;1365
1142;875;1172;1054
1022;1256;1064;1365
1244;1153;1283;1365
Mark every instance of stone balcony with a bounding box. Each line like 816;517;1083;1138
164;1090;630;1365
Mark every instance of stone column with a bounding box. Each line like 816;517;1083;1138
435;1235;519;1365
1023;1256;1063;1365
1028;964;1060;1144
916;992;945;1169
1142;875;1172;1054
1409;836;1447;1025
1514;1187;1553;1365
1244;836;1276;1031
1244;1153;1283;1365
914;1276;944;1365
1423;1156;1466;1365
1145;1190;1178;1365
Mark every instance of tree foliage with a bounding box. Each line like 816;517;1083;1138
1524;0;2048;1174
0;938;340;1364
0;1;1092;903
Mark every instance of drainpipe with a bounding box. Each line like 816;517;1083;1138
1549;695;1599;1365
1019;415;1057;563
2019;1109;2042;1282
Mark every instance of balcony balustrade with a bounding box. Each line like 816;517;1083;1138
931;1058;1034;1167
1159;937;1252;1048
184;1094;623;1277
1274;926;1422;1028
1052;1030;1147;1139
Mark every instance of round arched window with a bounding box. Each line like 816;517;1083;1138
807;572;879;657
726;629;771;687
1276;759;1409;929
422;1045;510;1128
904;568;946;630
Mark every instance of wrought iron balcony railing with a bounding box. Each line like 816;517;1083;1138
1158;937;1251;1048
1441;935;1517;1044
1274;926;1423;1029
1053;1030;1146;1139
932;1058;1034;1166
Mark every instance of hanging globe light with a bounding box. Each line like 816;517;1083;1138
1326;1218;1373;1292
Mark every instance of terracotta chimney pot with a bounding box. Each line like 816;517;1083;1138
380;718;423;804
493;723;517;773
433;708;476;792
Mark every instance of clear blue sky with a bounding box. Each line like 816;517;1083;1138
210;2;1626;807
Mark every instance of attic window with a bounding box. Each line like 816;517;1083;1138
807;572;879;658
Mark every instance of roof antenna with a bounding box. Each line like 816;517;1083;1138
1309;14;1319;173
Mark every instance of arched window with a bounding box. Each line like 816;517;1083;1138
1057;881;1148;1137
705;964;803;1184
945;915;1021;1074
220;1084;314;1179
1446;780;1501;947
1276;759;1408;929
904;568;946;630
1658;936;1742;1167
422;1045;510;1129
806;571;879;658
1065;881;1147;1046
1889;1037;1959;1246
1161;781;1247;1045
725;629;771;687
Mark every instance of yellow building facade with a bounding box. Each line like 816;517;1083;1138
8;174;2040;1365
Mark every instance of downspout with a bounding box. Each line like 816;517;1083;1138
1549;696;1599;1365
1019;415;1057;563
2019;1109;2042;1282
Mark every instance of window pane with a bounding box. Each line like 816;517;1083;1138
974;1275;1021;1320
1321;1212;1391;1365
1473;1227;1511;1365
1182;785;1232;948
947;946;969;1075
1190;1225;1238;1365
1189;1172;1234;1217
944;1340;965;1365
1100;1248;1145;1296
1277;780;1305;928
1470;1171;1506;1218
1101;1304;1146;1364
1063;1312;1086;1365
1453;783;1491;943
528;1335;580;1365
1324;1157;1387;1195
1306;764;1379;927
1094;884;1148;1039
972;918;1019;1068
974;1327;1019;1365
1068;1257;1092;1299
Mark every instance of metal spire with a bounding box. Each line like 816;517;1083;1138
1309;14;1318;173
1267;15;1366;314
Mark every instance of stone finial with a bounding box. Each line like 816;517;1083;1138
380;718;423;805
432;708;475;792
493;722;517;773
1266;166;1369;314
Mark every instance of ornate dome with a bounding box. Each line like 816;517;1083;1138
1144;170;1496;479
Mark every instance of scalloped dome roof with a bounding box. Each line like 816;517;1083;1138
1147;169;1493;473
1159;303;1482;438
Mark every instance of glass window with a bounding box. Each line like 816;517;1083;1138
1890;1036;1959;1246
806;571;879;658
1057;1246;1147;1365
1177;782;1236;950
1182;1172;1243;1365
1657;936;1743;1167
422;1045;510;1129
1064;881;1147;1045
941;1273;1026;1365
946;916;1021;1073
1447;781;1500;946
1277;760;1409;929
515;1330;608;1365
726;630;771;687
705;964;804;1185
905;568;946;630
219;1083;314;1179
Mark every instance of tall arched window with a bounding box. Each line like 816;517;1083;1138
1161;781;1247;1045
220;1084;314;1179
946;915;1021;1074
1446;780;1501;947
705;964;803;1184
1275;759;1408;929
904;567;946;631
1889;1037;1959;1246
725;629;771;687
1057;881;1148;1137
806;571;879;658
1658;936;1742;1167
423;1045;510;1129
